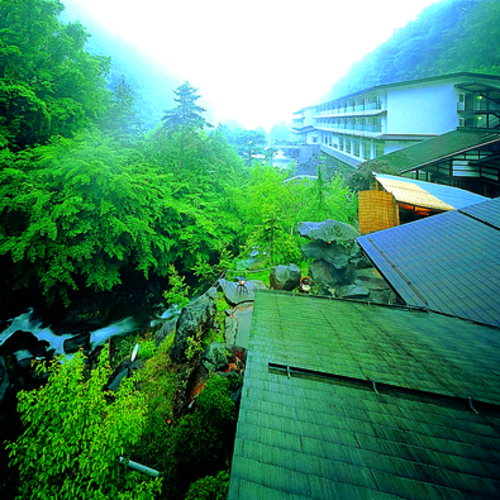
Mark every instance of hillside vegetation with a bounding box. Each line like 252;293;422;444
325;0;500;99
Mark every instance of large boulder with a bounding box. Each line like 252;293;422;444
224;316;238;344
218;279;267;306
309;259;355;287
270;264;301;291
153;317;177;346
298;219;360;244
202;342;229;372
170;288;218;363
301;241;350;270
336;284;370;300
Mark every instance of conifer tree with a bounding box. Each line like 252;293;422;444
161;81;211;133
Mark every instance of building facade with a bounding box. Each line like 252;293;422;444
291;73;500;168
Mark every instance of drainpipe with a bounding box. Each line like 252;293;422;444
119;457;161;477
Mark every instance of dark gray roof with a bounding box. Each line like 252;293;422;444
229;291;500;499
461;196;500;230
362;128;500;173
357;197;500;327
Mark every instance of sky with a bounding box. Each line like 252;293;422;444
63;0;442;130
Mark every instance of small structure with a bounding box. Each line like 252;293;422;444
359;172;487;234
229;291;500;499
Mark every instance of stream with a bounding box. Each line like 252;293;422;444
0;308;138;358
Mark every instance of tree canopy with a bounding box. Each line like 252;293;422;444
0;0;111;150
161;81;211;133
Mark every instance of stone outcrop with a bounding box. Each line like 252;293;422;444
170;288;218;363
153;317;177;346
298;219;360;244
224;316;238;344
202;342;229;372
270;264;301;291
300;219;394;304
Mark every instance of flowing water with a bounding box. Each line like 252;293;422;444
0;308;137;357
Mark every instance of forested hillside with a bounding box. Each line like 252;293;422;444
0;0;356;318
325;0;500;99
60;1;184;129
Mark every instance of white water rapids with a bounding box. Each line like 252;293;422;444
0;308;137;357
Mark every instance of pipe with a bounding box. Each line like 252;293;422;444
119;457;161;477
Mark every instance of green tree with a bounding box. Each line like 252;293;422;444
235;129;267;166
160;81;210;133
0;0;111;149
239;164;358;266
0;129;175;304
7;349;161;499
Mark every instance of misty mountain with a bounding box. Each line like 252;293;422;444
60;3;183;129
324;0;500;99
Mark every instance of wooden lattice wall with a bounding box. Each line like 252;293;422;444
358;190;399;234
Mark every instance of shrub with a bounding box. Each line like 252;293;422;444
185;471;230;500
7;349;161;499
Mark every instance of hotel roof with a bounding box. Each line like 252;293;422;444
229;291;500;499
357;197;500;327
319;72;500;107
363;128;500;174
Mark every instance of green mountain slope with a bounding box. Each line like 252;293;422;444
325;0;500;99
60;2;182;129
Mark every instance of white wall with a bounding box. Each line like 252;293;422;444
386;81;459;135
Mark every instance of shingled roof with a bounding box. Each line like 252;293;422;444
364;128;500;173
357;197;500;327
228;291;500;499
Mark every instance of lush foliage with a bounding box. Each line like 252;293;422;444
7;349;161;499
325;0;500;100
0;0;111;150
161;81;210;132
133;358;236;499
238;163;357;265
185;471;230;500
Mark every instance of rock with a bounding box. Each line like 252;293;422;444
369;289;399;305
63;332;91;354
107;360;140;392
13;349;34;369
350;243;373;269
336;284;370;299
356;268;392;291
298;219;360;244
224;316;238;344
309;259;355;287
154;317;177;346
270;264;301;291
170;288;218;363
302;241;350;270
218;279;267;306
0;356;10;404
202;342;229;372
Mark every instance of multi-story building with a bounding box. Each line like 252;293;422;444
291;72;500;168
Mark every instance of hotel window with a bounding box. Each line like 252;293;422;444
354;141;360;157
339;137;344;151
362;142;371;160
346;139;352;154
375;142;384;157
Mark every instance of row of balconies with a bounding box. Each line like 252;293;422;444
315;102;383;117
316;122;382;133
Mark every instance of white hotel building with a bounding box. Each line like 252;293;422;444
291;73;500;168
